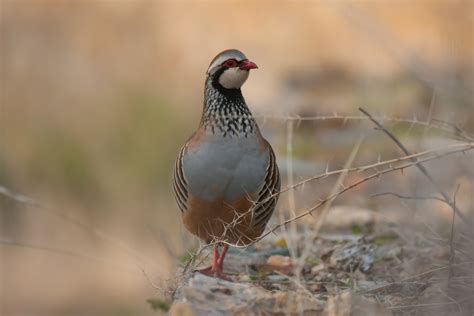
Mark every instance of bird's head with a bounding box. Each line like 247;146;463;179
207;49;258;90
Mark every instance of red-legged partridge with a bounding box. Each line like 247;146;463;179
173;49;280;278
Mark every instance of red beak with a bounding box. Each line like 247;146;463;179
239;59;258;71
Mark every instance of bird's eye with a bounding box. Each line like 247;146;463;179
224;59;238;67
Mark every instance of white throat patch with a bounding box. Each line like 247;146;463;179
218;68;249;89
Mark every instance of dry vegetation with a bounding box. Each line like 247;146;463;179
1;1;473;315
165;108;473;315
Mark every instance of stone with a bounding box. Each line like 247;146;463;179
323;291;390;316
324;206;375;230
327;237;375;273
171;273;324;316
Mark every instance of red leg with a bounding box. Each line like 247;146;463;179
195;245;219;275
217;244;228;270
195;244;231;281
211;245;220;271
212;244;231;280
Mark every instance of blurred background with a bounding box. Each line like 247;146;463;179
1;1;473;315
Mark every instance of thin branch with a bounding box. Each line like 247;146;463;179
362;261;474;294
222;144;472;249
0;185;160;270
359;107;468;223
448;184;460;282
371;192;451;206
437;286;463;314
253;143;473;221
140;266;166;292
0;239;141;275
295;136;363;282
254;113;474;141
313;136;364;233
284;120;298;259
387;301;458;310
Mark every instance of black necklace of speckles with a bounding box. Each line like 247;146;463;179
200;73;256;138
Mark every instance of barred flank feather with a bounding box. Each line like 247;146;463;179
253;145;280;230
173;145;188;213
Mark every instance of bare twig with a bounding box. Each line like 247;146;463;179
140;266;166;292
256;143;473;210
296;136;363;276
254;113;473;141
312;136;363;234
283;120;298;259
363;261;474;294
437;286;463;314
0;185;160;270
221;143;472;249
254;143;473;228
387;301;458;310
359;107;468;223
371;192;451;206
448;185;460;281
0;239;141;275
182;243;211;274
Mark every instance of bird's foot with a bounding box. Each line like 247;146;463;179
193;244;231;280
194;266;232;281
194;265;213;274
212;269;232;281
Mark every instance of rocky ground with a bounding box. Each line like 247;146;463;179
160;207;473;316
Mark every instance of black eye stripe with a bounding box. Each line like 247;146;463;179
223;59;238;67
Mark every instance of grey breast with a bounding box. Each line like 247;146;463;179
183;133;269;202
